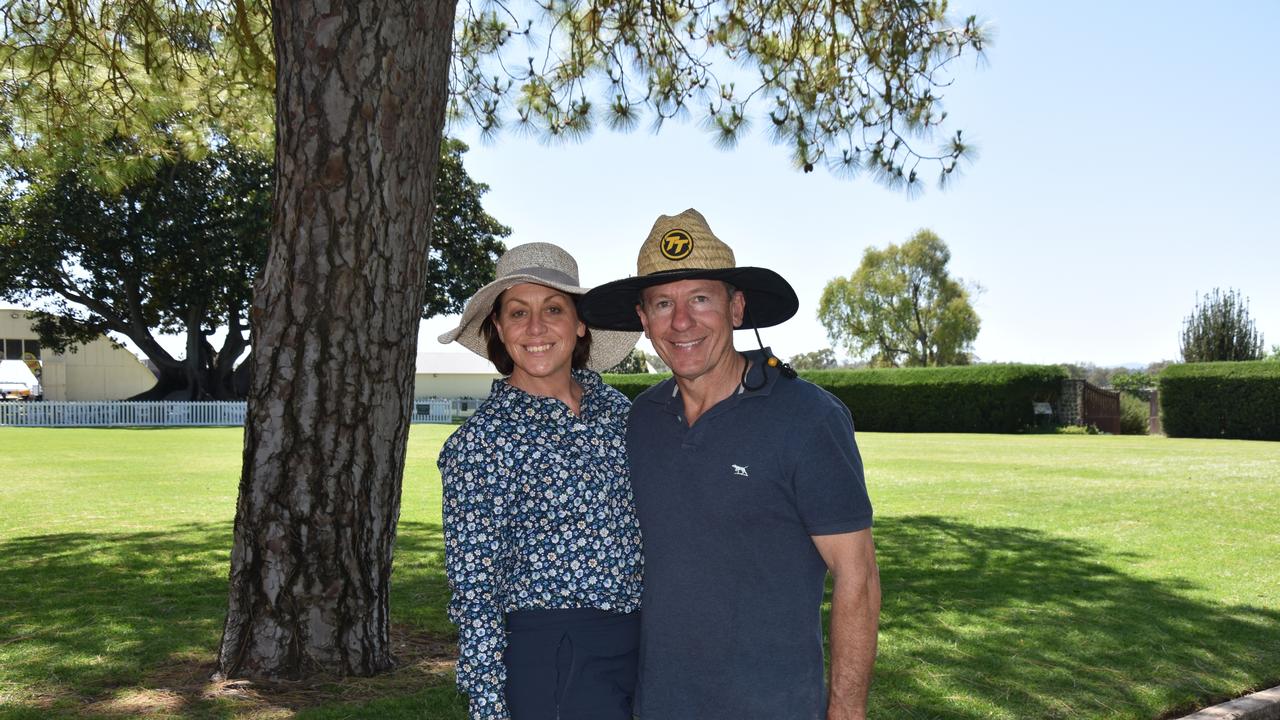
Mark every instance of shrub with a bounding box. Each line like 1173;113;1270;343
801;364;1065;433
1158;361;1280;440
1118;393;1149;435
607;364;1067;433
601;373;668;400
1053;424;1098;435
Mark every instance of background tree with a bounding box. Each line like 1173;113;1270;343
0;137;507;399
607;348;672;373
1180;288;1265;363
640;350;669;373
0;138;270;400
1058;361;1171;393
607;348;650;374
819;229;980;367
789;348;838;370
2;0;988;679
1110;370;1156;402
3;0;986;188
422;139;511;319
1059;362;1121;389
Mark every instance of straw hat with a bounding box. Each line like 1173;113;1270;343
579;209;799;331
437;242;640;372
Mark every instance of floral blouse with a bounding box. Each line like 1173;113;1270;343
439;368;643;720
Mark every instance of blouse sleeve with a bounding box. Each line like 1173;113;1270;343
440;435;513;720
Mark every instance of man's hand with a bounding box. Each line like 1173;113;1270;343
812;528;880;720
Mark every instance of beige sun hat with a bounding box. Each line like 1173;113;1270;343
437;242;640;372
578;208;799;332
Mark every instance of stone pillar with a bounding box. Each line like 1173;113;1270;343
1056;379;1085;425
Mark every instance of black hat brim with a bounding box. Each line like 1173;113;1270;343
579;267;799;331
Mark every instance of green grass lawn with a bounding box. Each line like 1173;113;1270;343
0;427;1277;719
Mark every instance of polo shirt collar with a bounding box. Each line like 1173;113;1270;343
650;348;782;417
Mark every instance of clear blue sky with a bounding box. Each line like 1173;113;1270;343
426;0;1280;368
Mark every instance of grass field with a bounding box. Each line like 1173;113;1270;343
0;426;1277;719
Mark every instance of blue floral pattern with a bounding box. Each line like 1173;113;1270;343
439;368;643;720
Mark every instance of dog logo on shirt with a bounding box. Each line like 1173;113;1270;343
731;464;749;477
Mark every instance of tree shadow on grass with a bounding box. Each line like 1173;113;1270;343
862;515;1280;720
4;515;1276;719
389;521;458;643
0;520;463;719
0;524;233;697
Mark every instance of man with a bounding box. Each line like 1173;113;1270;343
580;209;880;720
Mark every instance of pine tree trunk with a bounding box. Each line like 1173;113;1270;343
216;0;457;679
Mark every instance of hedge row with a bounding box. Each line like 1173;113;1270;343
801;364;1066;433
1158;361;1280;440
604;364;1067;433
600;373;670;401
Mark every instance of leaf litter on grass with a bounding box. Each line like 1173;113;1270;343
70;625;456;719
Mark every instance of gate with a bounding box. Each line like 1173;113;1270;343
1081;382;1121;435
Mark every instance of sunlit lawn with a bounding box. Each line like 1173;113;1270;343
0;426;1277;719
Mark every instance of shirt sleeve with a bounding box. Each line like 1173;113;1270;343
788;402;874;536
440;435;513;720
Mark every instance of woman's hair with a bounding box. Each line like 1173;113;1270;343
480;293;593;376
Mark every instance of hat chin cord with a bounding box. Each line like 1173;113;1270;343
739;309;797;392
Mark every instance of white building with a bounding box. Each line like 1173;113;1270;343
0;308;158;401
3;308;506;404
414;351;502;402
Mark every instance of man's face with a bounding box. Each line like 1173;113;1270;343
637;279;745;384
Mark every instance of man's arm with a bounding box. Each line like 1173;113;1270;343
811;528;881;720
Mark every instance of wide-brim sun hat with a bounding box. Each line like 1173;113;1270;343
578;208;799;332
438;242;640;372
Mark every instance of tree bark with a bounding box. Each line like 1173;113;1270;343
216;0;456;679
184;306;209;400
214;313;250;397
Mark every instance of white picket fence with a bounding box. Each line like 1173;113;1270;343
0;399;456;427
412;399;457;424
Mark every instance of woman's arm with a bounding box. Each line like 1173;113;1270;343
441;441;513;720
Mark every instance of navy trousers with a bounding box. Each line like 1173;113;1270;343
503;608;640;720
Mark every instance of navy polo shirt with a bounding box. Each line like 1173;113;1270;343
627;350;873;720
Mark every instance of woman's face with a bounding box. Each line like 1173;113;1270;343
493;283;586;385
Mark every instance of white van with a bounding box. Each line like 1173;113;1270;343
0;359;41;400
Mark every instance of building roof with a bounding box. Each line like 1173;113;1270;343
415;351;500;375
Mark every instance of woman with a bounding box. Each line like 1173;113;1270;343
437;242;643;720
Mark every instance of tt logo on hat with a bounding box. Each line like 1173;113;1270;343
660;229;693;261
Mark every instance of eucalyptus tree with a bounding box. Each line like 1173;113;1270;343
819;229;980;367
789;348;839;370
3;0;988;678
